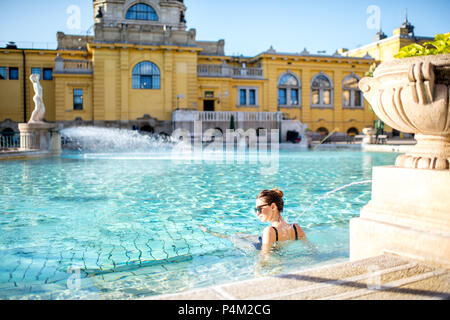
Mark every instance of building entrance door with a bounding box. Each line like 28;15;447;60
203;100;215;111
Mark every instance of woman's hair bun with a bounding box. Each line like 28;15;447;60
271;188;284;197
257;189;285;212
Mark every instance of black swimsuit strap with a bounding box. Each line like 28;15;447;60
293;224;298;240
272;226;279;242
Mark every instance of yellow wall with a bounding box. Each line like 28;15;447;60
54;73;93;121
0;51;22;122
261;54;376;134
346;37;402;61
0;44;381;134
0;49;57;123
195;53;375;134
90;44;199;122
346;34;431;62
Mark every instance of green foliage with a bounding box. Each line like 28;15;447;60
394;33;450;58
363;63;376;112
365;63;378;77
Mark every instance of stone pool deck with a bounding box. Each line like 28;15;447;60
0;149;57;160
145;253;450;300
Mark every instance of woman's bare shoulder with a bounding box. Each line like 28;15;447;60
262;226;277;244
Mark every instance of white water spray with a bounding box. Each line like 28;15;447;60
60;127;177;153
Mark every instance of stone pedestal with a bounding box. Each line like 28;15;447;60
18;122;61;154
362;127;376;144
350;166;450;268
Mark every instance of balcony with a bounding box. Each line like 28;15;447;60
173;110;282;122
54;55;93;74
197;64;263;79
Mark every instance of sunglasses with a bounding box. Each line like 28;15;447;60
255;204;270;213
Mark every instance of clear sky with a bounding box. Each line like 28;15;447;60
0;0;449;56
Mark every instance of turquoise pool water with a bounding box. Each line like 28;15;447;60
0;150;397;299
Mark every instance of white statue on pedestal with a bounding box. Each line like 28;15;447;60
28;74;46;123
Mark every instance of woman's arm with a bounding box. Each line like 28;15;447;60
254;227;278;275
199;225;230;239
260;226;277;255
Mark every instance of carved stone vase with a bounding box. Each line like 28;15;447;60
359;54;450;170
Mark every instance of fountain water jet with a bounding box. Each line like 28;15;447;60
61;126;176;153
297;180;372;219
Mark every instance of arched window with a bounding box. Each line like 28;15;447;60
140;124;154;133
1;128;15;136
347;127;359;136
132;61;160;89
311;73;333;107
126;3;158;21
343;74;363;108
278;72;301;107
317;127;329;136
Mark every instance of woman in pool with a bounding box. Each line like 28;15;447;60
255;189;308;253
200;188;312;254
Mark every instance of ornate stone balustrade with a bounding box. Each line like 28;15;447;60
173;110;282;122
197;64;263;79
54;55;93;74
0;133;20;149
19;132;36;150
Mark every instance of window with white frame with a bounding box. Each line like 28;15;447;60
342;74;363;108
311;73;334;107
237;87;258;107
278;72;301;107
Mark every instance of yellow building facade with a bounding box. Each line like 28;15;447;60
0;0;437;139
343;17;433;62
341;17;434;135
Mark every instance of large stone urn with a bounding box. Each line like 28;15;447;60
359;54;450;169
350;54;450;268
